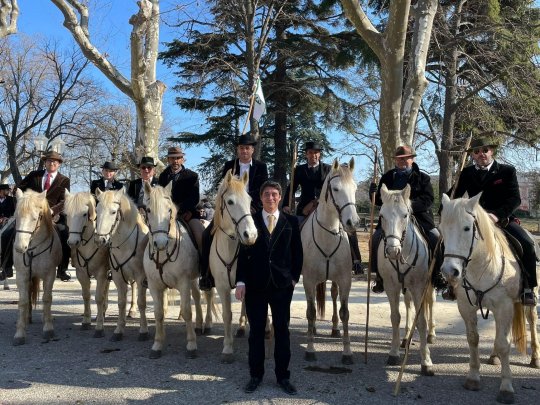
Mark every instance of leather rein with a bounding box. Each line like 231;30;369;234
15;213;55;278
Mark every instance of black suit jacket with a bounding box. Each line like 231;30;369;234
90;178;124;194
236;210;303;291
0;196;15;218
283;162;331;215
127;177;159;207
18;170;70;218
221;159;268;210
158;166;200;217
452;160;520;224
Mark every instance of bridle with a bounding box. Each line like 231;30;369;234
218;188;253;240
95;201;122;242
15;211;55;275
69;209;100;278
323;174;356;225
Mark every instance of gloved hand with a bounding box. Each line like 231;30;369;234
369;182;377;195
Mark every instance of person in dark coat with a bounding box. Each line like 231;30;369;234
283;141;363;274
369;145;442;293
448;134;537;305
0;151;71;281
235;180;303;396
0;184;16;280
199;135;269;290
126;156;159;210
90;161;124;194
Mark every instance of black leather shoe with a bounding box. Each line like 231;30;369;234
244;377;262;393
521;289;537;306
199;276;214;291
0;269;6;281
277;379;297;395
371;274;384;294
0;267;13;281
352;262;364;275
441;286;456;301
56;269;71;282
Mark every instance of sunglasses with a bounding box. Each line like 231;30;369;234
140;166;153;171
472;147;490;155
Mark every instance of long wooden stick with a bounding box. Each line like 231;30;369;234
393;134;473;396
240;80;258;136
288;142;298;210
364;146;379;364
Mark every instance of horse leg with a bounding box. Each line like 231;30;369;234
330;281;340;337
219;287;234;363
77;268;92;330
93;273;107;338
412;287;434;376
3;277;9;290
127;281;138;318
191;279;204;335
305;286;317;362
427;286;437;344
525;303;540;368
401;289;413;349
149;286;166;359
386;285;402;365
265;308;272;340
338;284;353;365
111;280;127;341
493;301;515;404
458;300;481;392
13;275;29;345
235;299;247;338
41;273;55;340
137;279;148;341
203;290;214;333
180;281;197;358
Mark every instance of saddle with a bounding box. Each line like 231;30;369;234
499;227;528;289
178;217;200;252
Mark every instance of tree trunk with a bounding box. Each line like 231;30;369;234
273;22;288;188
0;0;18;38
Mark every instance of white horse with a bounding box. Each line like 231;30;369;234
142;182;214;358
302;158;359;364
377;184;435;375
439;193;537;404
64;191;111;337
209;170;258;363
95;188;149;342
12;189;63;345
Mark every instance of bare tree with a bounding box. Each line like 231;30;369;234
50;0;166;163
340;0;438;169
0;0;18;38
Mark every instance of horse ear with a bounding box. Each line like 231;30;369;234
380;183;389;202
463;191;469;199
16;188;24;200
65;189;71;199
225;169;233;182
40;190;47;199
402;184;411;201
349;157;355;171
95;188;102;198
241;170;249;185
467;192;482;211
165;181;173;195
332;158;339;171
143;181;153;195
441;193;450;205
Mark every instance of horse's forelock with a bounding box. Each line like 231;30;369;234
65;191;94;218
148;186;177;219
15;190;54;234
212;175;251;234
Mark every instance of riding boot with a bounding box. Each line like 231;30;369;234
371;273;384;294
348;231;363;275
428;232;447;291
369;227;383;293
55;221;71;282
199;224;215;291
1;223;15;280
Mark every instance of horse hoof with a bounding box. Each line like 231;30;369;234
110;333;123;342
42;330;55;340
3;284;10;290
13;337;25;346
496;390;514;404
341;355;354;365
427;335;436;344
421;365;435;376
220;353;235;364
305;352;317;362
530;358;540;368
195;328;203;336
386;355;400;366
93;330;105;338
235;329;246;338
186;349;197;359
81;323;92;331
138;332;149;342
488;355;501;366
331;329;341;338
400;339;407;349
463;379;480;391
149;350;162;359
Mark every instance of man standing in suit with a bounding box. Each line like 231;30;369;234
235;180;303;396
283;141;363;274
0;184;16;281
199;135;269;290
126;156;159;210
449;134;537;305
1;151;71;281
90;161;124;194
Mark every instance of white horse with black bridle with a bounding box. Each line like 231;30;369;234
439;193;537;404
95;188;149;342
377;184;435;375
302;158;359;364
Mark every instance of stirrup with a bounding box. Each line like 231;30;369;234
521;289;537;306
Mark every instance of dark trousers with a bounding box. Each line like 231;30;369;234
245;284;294;381
505;221;537;288
348;231;361;262
200;221;213;278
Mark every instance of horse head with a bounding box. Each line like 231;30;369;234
379;184;411;260
213;169;257;245
143;182;175;251
95;188;125;247
65;190;96;247
439;192;485;283
14;188;53;254
322;158;359;232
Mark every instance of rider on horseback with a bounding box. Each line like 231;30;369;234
369;145;445;293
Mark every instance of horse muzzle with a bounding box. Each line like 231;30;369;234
67;237;81;247
441;261;461;283
385;246;401;260
95;235;110;247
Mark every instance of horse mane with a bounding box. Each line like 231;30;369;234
15;189;54;234
212;174;250;235
381;187;412;209
64;191;96;221
472;203;513;260
148;185;178;220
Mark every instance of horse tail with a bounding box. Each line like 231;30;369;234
316;282;326;320
30;277;40;308
512;302;527;355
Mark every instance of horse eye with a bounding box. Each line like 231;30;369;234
464;226;470;231
227;199;234;205
110;211;116;215
333;187;339;192
146;208;151;214
83;213;87;217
